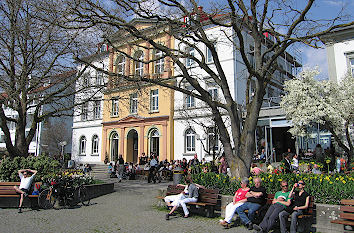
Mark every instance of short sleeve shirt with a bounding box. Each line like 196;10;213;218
234;188;249;202
19;174;35;190
274;191;291;207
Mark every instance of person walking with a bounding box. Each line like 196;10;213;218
116;155;124;182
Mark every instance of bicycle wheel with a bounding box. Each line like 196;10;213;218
38;189;56;209
78;186;90;206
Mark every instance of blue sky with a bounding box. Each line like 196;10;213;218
284;0;354;79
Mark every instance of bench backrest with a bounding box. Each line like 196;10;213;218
166;185;220;205
339;199;354;221
266;193;314;214
0;182;42;195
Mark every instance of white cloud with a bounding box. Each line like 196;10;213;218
301;46;329;80
324;0;344;6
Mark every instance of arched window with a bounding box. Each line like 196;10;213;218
207;127;219;152
110;132;119;161
134;50;144;76
79;136;87;155
115;55;125;75
185;128;196;152
92;135;99;155
149;128;160;156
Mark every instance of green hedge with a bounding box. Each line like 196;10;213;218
0;156;60;182
189;172;354;205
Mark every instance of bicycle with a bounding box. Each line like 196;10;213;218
38;178;90;209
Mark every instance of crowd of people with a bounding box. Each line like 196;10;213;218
106;153;223;183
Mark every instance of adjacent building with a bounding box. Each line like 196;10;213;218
71;45;108;164
173;16;301;162
321;25;354;83
101;19;175;163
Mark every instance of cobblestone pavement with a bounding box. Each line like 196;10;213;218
0;180;250;233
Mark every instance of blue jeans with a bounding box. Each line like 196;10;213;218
236;202;261;225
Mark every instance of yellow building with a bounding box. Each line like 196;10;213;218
101;19;175;163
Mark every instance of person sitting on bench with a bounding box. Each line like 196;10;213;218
13;169;38;213
219;178;250;228
279;180;310;233
236;177;267;230
253;180;292;233
165;176;202;220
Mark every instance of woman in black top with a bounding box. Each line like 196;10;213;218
279;180;310;233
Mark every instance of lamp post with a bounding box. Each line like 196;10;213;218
59;141;67;166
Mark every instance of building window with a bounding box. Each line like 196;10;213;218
207;127;219;152
93;100;101;119
350;58;354;76
130;93;138;114
95;64;104;86
116;55;126;75
185;128;196;152
184;95;195;108
150;89;159;112
81;103;88;121
111;98;119;117
206;43;216;63
208;87;218;101
134;50;144;76
154;50;164;74
92;135;99;155
149;129;160;156
186;47;195;67
110;132;119;161
82;73;90;87
79;136;87;155
0;133;5;143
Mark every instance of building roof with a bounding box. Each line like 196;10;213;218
320;24;354;44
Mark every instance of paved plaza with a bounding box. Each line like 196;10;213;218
0;180;250;233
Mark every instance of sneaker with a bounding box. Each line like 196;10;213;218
18;208;22;213
23;193;28;197
247;222;253;230
253;224;263;232
165;214;170;220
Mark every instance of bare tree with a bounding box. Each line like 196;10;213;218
64;0;353;177
0;0;100;158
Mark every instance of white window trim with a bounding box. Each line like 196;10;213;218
111;98;119;117
150;89;159;112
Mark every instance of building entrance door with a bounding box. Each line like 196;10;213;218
127;129;138;163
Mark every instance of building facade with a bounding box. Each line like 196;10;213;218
321;25;354;83
173;19;301;162
101;19;175;163
71;46;108;164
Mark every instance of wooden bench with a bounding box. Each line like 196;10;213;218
331;199;354;227
265;194;315;218
0;182;41;208
157;185;220;217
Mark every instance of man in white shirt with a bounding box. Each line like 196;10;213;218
13;169;37;213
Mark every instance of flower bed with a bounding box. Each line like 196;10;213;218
189;172;354;205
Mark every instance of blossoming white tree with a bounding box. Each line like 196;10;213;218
281;70;353;163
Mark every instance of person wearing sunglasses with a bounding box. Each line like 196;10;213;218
13;169;38;213
253;180;292;233
279;181;310;233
